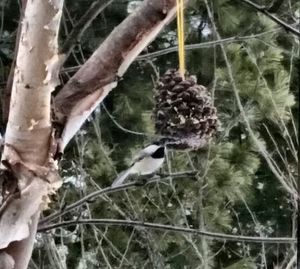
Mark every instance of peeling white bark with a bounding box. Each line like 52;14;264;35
0;1;186;268
0;0;64;268
0;252;14;269
61;81;118;147
55;0;178;150
5;1;62;163
117;6;176;75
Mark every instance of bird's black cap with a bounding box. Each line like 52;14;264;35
151;146;165;159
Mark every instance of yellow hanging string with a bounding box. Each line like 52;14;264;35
176;0;185;78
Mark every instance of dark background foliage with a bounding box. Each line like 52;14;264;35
0;0;298;268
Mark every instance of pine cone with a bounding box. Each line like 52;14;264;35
153;69;218;150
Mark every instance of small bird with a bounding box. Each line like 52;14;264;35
111;143;165;187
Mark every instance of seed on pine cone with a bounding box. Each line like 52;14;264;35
153;69;218;150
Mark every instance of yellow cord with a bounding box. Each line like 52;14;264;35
176;0;185;78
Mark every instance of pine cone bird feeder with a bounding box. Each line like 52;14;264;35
153;69;218;150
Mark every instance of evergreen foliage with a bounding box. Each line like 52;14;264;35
0;0;298;268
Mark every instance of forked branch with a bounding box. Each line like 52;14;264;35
54;0;178;150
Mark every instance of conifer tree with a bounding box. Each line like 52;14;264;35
0;0;298;268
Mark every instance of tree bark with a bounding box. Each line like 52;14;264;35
1;0;28;125
0;0;181;268
0;1;64;269
54;0;177;150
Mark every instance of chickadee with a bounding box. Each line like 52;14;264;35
111;143;165;187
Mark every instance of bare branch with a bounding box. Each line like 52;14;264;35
38;171;197;226
38;218;296;244
236;0;300;37
267;0;284;13
101;103;150;136
53;0;178;150
137;27;286;60
59;26;291;75
204;0;299;199
285;252;297;269
60;0;114;57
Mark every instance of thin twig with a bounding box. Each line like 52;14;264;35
101;104;150;136
245;46;298;162
205;0;298;199
60;0;114;56
38;171;197;226
60;27;287;75
137;27;285;61
235;0;300;37
37;218;296;244
62;6;83;67
165;150;205;263
285;252;297;269
117;229;135;269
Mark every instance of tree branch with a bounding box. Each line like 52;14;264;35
38;171;197;226
285;253;297;269
53;0;178;150
236;0;300;37
2;1;114;124
204;0;298;198
37;218;296;244
137;27;287;60
0;1;64;268
101;103;150;136
59;26;289;75
267;0;284;13
60;0;114;57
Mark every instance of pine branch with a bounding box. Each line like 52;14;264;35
60;0;114;57
267;0;284;13
137;27;285;60
38;171;198;226
37;218;296;244
204;0;299;199
59;26;289;75
235;0;300;37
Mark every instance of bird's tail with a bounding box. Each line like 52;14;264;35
111;168;132;187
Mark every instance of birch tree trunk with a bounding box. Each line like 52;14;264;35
0;1;64;268
0;0;179;268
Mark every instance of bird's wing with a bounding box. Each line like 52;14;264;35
112;145;161;186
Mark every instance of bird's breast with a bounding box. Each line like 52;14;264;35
131;157;164;175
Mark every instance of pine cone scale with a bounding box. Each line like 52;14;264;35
153;69;218;150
